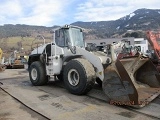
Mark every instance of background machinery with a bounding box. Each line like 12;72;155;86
146;31;160;72
0;48;5;72
28;25;160;107
5;50;27;69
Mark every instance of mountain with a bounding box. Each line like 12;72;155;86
0;8;159;53
71;8;160;39
0;24;53;39
0;8;160;40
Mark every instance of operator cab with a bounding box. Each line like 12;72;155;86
55;25;85;48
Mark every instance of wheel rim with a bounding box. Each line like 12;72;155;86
68;69;79;86
31;68;37;81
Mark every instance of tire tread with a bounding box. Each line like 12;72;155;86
63;58;96;95
29;61;48;86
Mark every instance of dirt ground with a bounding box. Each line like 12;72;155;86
0;69;160;120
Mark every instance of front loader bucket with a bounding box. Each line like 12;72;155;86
103;54;160;108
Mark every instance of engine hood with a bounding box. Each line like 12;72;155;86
31;44;48;55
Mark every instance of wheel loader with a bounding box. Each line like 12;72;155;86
28;25;160;108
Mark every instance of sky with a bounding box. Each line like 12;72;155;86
0;0;159;27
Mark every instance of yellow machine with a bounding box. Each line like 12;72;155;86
5;51;27;69
0;48;5;72
0;48;2;60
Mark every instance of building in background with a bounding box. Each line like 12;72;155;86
134;38;148;53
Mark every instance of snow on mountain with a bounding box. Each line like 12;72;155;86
129;13;135;19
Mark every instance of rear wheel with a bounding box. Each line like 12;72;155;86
63;58;96;95
29;61;48;86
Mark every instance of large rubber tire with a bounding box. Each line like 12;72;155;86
63;58;96;95
29;61;48;86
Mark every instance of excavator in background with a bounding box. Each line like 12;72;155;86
146;31;160;72
28;25;160;108
5;50;27;69
0;48;5;72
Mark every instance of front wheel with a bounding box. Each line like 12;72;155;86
63;58;96;95
29;61;48;86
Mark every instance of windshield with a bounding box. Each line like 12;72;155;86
69;28;84;47
55;27;84;48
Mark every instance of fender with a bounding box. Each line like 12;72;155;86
28;54;41;67
76;47;104;81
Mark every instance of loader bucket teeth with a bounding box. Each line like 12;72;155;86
103;54;160;107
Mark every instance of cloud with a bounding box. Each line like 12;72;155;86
0;0;74;26
18;0;65;26
0;0;159;26
74;0;160;22
0;0;22;17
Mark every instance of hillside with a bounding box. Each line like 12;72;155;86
0;8;160;54
72;8;160;39
0;25;54;54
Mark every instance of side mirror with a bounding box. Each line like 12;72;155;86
70;46;76;54
67;42;76;54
